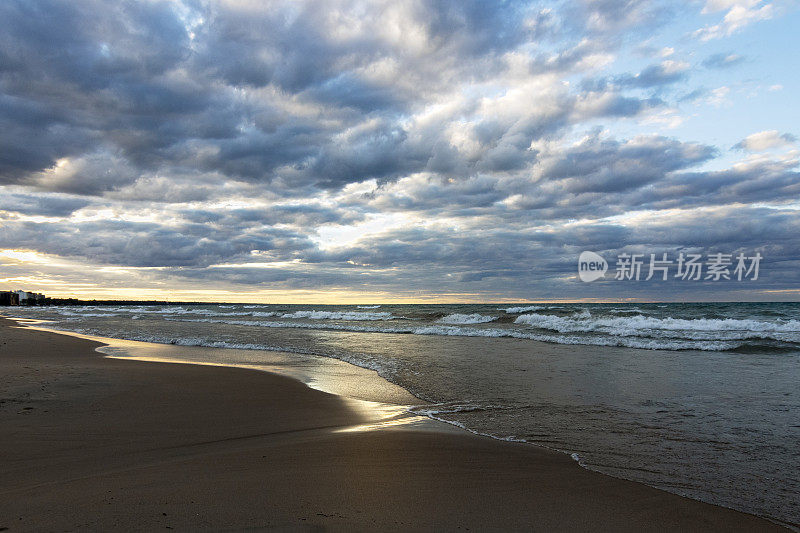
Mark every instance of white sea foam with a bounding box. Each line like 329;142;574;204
165;316;395;333
405;406;527;444
97;306;253;317
570;453;588;467
437;313;497;324
96;307;276;318
514;312;800;342
25;321;403;380
29;322;311;355
14;304;781;351
502;306;543;313
55;310;119;318
148;316;741;350
166;308;252;316
409;402;509;416
281;310;396;320
357;305;381;309
409;324;738;350
79;306;187;315
607;307;645;314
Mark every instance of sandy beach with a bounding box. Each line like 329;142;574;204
0;317;788;532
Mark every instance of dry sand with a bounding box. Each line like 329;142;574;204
0;317;789;531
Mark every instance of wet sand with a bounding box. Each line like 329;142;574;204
0;318;788;531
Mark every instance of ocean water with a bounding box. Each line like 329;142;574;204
4;302;799;525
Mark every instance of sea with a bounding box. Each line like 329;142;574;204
3;302;799;526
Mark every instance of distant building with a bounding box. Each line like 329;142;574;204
0;291;20;306
1;290;46;306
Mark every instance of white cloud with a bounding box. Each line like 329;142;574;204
659;46;675;57
659;59;691;75
707;86;731;106
735;130;797;151
694;0;773;40
702;0;762;14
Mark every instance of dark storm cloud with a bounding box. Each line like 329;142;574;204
0;0;667;193
307;224;572;271
0;217;316;268
537;134;714;193
517;150;798;222
180;204;365;228
197;0;535;90
627;159;800;209
368;134;718;218
363;131;800;242
288;205;799;299
0;0;200;183
0;94;98;182
0;193;91;217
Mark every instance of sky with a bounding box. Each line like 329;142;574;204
0;0;798;303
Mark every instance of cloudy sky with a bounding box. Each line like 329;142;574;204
1;0;798;303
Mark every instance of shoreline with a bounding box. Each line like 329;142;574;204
0;317;791;531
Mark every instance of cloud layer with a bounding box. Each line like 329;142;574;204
0;0;797;301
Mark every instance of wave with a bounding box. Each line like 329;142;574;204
408;402;514;417
45;326;310;354
54;311;119;318
166;316;394;332
3;310;748;351
357;305;381;309
437;313;497;324
514;312;800;342
502;305;543;313
409;325;730;349
52;306;279;318
163;317;741;351
31;323;400;376
12;304;798;351
280;310;396;320
607;306;644;312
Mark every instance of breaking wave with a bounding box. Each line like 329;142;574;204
502;305;544;313
159;317;740;351
8;303;800;352
437;313;497;324
513;312;800;343
280;310;396;320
